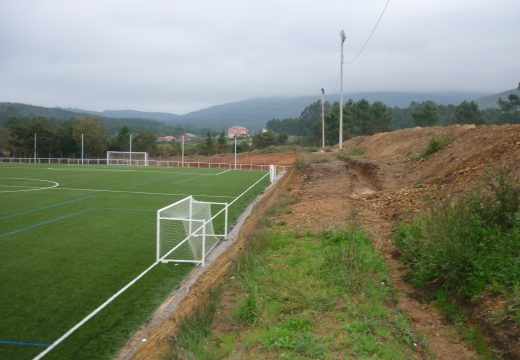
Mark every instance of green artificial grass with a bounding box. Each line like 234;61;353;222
0;164;269;359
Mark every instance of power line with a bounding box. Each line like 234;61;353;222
346;0;390;64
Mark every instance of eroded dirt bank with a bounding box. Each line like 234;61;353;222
276;124;520;359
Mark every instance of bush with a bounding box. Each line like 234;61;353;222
395;170;520;298
415;137;450;160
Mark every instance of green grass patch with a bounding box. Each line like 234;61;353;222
337;146;366;159
0;163;269;359
176;227;425;358
415;136;450;160
294;151;331;169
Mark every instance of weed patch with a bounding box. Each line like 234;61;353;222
395;169;520;356
415;136;450;160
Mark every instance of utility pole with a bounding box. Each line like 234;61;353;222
321;88;325;150
339;30;346;150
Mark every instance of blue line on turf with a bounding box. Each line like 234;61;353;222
0;208;94;239
0;195;95;220
0;339;50;347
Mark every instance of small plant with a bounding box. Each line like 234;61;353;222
337;146;366;160
415;136;450;160
234;291;259;325
295;151;331;169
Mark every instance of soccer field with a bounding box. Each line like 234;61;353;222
0;164;270;360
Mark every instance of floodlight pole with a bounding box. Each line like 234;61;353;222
181;135;185;167
234;135;237;170
339;30;346;150
321;88;325;150
33;133;37;163
81;133;84;164
129;133;133;165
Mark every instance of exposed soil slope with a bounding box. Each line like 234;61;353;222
277;124;520;359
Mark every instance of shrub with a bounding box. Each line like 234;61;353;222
415;136;450;160
395;170;520;298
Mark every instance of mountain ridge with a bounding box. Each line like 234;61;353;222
0;90;501;132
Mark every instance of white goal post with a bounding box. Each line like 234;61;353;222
106;151;149;166
157;196;228;266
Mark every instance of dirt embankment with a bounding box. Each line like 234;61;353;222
276;124;520;359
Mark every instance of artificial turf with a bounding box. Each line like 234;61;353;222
0;164;269;359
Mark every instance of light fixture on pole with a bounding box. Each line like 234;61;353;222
321;88;325;150
339;29;346;150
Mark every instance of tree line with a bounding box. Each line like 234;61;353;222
0;117;159;158
267;93;520;146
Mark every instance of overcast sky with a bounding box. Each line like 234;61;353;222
1;0;518;114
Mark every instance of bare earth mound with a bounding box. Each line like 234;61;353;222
277;124;520;359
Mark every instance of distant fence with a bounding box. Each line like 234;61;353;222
0;157;291;172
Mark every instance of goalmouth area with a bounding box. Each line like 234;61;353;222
0;162;276;359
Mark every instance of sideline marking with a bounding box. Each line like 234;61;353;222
0;339;50;347
0;195;94;220
53;187;235;199
0;178;59;193
216;169;232;176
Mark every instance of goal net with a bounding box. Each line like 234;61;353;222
106;151;149;166
157;196;228;266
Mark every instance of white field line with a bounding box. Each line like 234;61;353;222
0;178;59;193
46;167;217;176
229;172;270;206
33;261;160;360
215;169;232;176
52;187;235;199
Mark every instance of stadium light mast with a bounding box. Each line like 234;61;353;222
81;133;84;164
321;88;325;150
33;133;37;163
339;30;346;150
129;133;133;165
181;135;185;167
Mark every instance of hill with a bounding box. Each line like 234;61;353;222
0;91;489;132
0;102;187;136
474;86;520;109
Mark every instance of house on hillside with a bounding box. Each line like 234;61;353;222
157;135;176;142
180;133;199;141
227;126;249;138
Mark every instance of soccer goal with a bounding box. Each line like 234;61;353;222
157;196;228;266
106;151;149;166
